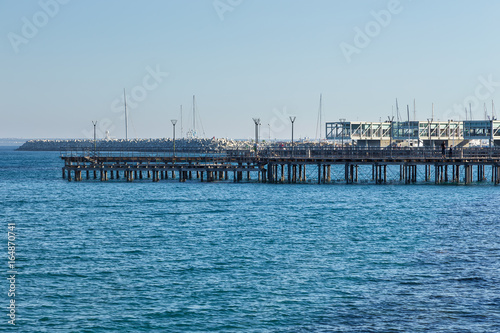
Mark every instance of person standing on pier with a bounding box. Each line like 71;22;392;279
441;142;446;157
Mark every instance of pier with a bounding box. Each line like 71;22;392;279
61;147;500;185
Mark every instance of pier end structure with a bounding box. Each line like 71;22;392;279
326;120;500;148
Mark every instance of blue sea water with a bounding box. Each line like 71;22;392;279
1;147;500;332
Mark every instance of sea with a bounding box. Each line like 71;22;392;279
1;147;499;332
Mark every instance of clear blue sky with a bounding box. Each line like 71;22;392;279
2;0;500;139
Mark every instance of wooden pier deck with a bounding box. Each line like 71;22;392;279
61;147;500;185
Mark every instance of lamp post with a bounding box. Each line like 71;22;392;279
339;118;346;147
387;116;394;155
289;116;296;156
252;118;261;143
92;121;97;156
252;118;260;155
171;119;177;157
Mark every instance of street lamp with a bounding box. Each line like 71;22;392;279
171;119;177;156
252;118;260;143
252;118;261;155
387;116;394;154
339;118;346;147
92;121;97;156
289;116;296;155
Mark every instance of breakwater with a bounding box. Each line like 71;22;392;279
17;138;338;152
18;138;258;151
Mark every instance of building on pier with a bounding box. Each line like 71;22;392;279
326;120;500;147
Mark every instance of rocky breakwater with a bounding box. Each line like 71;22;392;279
16;138;259;151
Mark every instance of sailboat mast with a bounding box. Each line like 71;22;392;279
413;99;416;121
316;94;323;140
124;89;128;141
180;105;183;138
320;94;323;140
396;98;400;123
193;95;196;133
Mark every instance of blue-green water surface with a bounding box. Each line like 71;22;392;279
1;148;499;332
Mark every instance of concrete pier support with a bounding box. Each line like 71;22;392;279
318;164;321;184
345;164;349;184
464;165;469;184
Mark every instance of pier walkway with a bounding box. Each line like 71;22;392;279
61;146;500;185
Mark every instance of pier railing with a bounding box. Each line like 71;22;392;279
60;146;500;162
257;146;500;160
